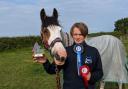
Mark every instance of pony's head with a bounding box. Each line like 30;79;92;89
40;8;66;65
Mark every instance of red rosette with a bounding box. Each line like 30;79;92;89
80;65;90;88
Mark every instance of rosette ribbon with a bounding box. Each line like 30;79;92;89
80;65;90;88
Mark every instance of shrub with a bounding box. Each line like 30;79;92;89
0;36;42;51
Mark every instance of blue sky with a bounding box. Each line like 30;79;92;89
0;0;128;37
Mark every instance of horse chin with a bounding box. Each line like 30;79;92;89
60;57;66;62
54;52;66;61
54;58;65;65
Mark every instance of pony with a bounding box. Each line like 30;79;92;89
40;8;128;89
40;8;67;65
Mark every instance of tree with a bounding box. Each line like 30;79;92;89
114;17;128;35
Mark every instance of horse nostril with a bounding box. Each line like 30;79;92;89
60;57;65;62
54;54;65;62
55;54;60;60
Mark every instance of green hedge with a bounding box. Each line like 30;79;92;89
0;36;41;51
0;32;125;52
88;31;123;38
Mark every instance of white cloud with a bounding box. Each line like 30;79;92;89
0;0;43;37
0;0;128;37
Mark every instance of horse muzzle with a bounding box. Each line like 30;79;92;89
54;53;66;62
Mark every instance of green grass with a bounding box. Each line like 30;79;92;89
0;47;56;89
0;47;128;89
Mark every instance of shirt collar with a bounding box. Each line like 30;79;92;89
73;41;87;47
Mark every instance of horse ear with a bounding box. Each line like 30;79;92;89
40;8;46;21
53;8;58;19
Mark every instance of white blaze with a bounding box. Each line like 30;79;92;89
47;25;66;54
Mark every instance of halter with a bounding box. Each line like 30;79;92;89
43;37;63;50
50;37;62;49
42;35;63;89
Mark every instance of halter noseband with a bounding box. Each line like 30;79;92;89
50;37;62;49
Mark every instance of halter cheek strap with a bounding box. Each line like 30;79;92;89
43;41;50;49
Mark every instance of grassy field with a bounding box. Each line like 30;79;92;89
0;47;56;89
0;46;128;89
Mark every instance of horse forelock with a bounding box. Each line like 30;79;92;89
41;16;60;28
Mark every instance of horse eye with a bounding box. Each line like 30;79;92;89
42;29;48;35
44;30;47;33
42;29;50;41
43;29;47;33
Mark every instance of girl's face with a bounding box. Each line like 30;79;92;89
72;27;85;44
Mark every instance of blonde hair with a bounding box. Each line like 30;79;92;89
70;22;88;37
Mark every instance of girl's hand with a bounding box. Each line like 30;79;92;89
32;54;47;64
87;72;91;81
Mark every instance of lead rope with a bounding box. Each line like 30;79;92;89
55;65;61;89
66;32;70;46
